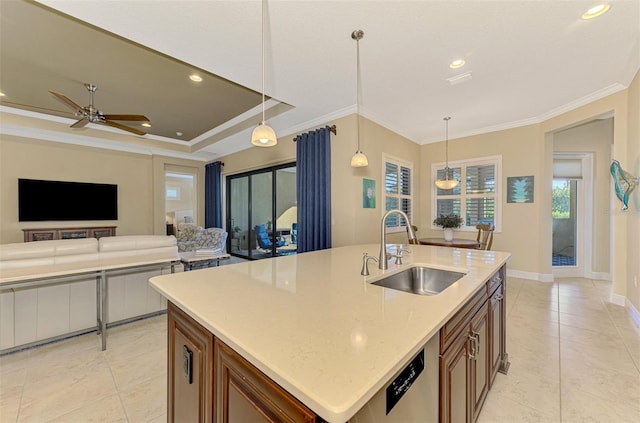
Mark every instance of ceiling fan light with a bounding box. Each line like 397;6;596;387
251;122;277;147
350;150;369;167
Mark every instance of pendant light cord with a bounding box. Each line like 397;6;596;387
444;116;451;168
261;0;266;125
356;33;361;152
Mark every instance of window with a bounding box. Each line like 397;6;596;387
383;154;413;232
432;155;501;231
166;186;180;200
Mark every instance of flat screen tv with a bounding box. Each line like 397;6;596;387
18;178;118;222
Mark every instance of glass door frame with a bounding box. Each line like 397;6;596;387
552;153;593;278
225;162;296;260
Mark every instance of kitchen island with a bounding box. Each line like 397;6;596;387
149;243;510;422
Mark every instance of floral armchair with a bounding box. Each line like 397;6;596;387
176;223;228;253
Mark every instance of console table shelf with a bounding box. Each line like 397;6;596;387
23;226;116;242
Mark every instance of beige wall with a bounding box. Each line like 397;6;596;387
553;118;613;273
0;135;204;243
625;70;640;312
542;88;632;300
420;124;545;276
221;114;421;247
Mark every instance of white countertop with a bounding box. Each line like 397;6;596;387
149;244;510;422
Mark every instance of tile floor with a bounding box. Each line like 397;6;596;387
1;276;638;422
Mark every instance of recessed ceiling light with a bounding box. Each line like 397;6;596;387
189;74;203;82
141;123;151;128
176;131;183;137
582;4;610;19
449;59;466;69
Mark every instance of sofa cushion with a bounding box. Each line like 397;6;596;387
99;235;176;252
0;238;99;270
0;238;98;261
176;223;201;242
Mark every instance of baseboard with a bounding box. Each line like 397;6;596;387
609;293;626;307
585;271;611;281
506;269;554;282
625;298;640;326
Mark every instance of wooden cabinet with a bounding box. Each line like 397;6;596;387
440;324;471;423
168;302;214;423
167;302;319;423
489;268;509;386
440;265;508;423
470;303;489;423
214;338;317;423
23;226;116;242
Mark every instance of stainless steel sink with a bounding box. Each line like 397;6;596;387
371;266;465;295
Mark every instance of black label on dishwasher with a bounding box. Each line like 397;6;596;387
386;349;424;415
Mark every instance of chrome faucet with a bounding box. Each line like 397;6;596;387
379;209;418;270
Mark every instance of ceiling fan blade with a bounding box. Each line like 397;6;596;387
70;118;89;128
48;90;83;113
103;120;146;136
102;114;149;122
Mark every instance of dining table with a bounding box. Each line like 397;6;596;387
418;238;481;249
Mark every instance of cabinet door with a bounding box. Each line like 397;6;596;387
440;332;470;423
489;283;503;385
470;302;489;422
168;302;214;423
214;338;317;423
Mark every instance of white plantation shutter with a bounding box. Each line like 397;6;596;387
433;157;501;230
384;155;413;230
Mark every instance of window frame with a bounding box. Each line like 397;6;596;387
382;153;414;233
431;155;502;232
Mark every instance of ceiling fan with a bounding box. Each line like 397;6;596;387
49;83;149;136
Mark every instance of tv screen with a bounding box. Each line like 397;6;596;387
18;178;118;222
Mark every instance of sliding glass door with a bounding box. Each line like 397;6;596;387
226;163;296;260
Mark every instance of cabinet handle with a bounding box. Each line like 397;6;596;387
472;331;481;355
467;334;476;360
183;345;193;384
495;293;504;301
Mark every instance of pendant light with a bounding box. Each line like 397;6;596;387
350;29;368;167
251;0;277;147
434;117;460;190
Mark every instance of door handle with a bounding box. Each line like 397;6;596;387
183;345;193;384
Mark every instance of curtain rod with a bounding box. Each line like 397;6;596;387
292;124;337;142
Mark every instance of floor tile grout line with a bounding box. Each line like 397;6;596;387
556;281;563;422
106;339;132;423
598;282;640;375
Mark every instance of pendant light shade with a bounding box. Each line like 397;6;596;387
435;117;460;189
350;29;368;167
350;151;368;167
251;122;277;147
251;0;277;148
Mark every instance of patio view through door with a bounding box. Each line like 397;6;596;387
552;153;592;278
226;163;297;260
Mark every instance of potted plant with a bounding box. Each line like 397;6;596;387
433;214;463;241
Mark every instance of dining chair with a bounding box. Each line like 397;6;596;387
476;224;495;250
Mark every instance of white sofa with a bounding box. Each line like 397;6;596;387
0;235;179;352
